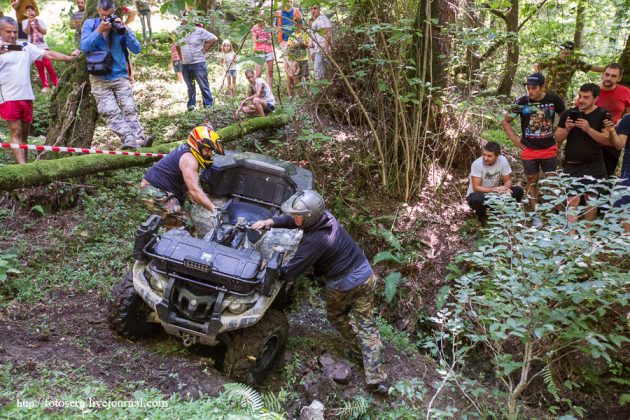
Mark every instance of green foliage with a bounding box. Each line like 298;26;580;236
376;317;415;355
0;252;20;284
436;175;630;416
334;395;371;419
383;272;403;303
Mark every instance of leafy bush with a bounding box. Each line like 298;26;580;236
435;175;630;416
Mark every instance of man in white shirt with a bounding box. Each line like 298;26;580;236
0;16;77;164
309;4;332;80
466;141;524;221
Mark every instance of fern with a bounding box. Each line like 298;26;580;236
384;272;403;303
262;391;283;414
223;383;264;412
542;363;560;401
373;250;404;265
335;395;370;419
374;227;402;251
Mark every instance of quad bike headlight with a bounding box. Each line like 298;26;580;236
145;263;167;293
228;301;255;315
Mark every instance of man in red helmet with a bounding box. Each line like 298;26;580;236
139;125;224;228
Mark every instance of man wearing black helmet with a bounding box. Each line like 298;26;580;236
251;190;389;394
140;125;224;229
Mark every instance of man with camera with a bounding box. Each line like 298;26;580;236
0;16;77;164
554;83;614;225
81;0;149;150
501;73;565;225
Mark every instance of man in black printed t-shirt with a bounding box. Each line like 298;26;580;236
501;73;565;223
554;83;614;225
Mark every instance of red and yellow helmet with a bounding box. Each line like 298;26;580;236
187;125;224;169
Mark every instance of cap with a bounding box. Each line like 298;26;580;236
560;41;575;51
524;73;545;87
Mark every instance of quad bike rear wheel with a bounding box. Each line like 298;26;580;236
108;271;160;339
221;309;288;384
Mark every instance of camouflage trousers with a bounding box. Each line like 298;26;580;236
324;273;388;385
89;75;146;148
138;181;189;229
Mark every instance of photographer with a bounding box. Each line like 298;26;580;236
0;16;77;164
81;0;149;150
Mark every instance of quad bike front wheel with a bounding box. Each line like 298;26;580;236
221;309;289;385
108;271;160;339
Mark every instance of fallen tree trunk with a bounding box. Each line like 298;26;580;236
0;114;289;191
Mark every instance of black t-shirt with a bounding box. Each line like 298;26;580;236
514;93;566;149
558;106;608;164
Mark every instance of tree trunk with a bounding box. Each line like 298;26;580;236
496;0;519;96
430;0;455;90
46;0;99;148
620;34;630;86
573;0;586;49
0;114;290;191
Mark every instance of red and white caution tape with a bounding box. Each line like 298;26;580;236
1;142;166;158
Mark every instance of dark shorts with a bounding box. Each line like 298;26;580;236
522;156;558;176
264;103;275;115
563;162;606;196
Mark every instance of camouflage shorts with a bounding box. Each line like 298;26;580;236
138;183;189;229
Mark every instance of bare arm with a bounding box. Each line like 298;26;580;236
180;154;216;212
202;38;217;54
606;119;627;150
125;9;137;25
471;176;510;194
573;118;613;146
11;0;19;10
533;63;542;73
43;50;77;62
500;114;525;150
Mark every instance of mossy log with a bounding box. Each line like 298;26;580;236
0;114;289;191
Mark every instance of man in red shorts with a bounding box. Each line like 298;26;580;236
0;16;77;164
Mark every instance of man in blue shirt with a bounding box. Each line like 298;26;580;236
81;0;149;150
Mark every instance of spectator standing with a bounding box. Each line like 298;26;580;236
177;19;217;111
595;63;630;176
220;39;237;97
466;142;524;222
22;6;57;92
0;16;77;164
309;4;331;81
501;73;565;224
534;41;604;99
275;0;300;48
134;0;152;43
608;114;630;231
235;69;275;117
169;32;183;82
70;0;85;50
285;21;310;96
554;83;613;226
10;0;39;40
81;0;149;150
251;16;274;89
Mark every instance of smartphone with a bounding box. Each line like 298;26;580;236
5;44;24;51
603;111;612;122
569;109;582;121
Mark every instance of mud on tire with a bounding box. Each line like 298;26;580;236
108;271;160;339
221;309;288;385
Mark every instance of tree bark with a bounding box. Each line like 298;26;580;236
620;34;630;87
0;114;290;191
573;0;586;49
496;0;519;96
46;0;99;148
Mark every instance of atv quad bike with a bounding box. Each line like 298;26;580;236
108;151;313;384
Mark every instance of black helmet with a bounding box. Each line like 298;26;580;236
281;190;325;229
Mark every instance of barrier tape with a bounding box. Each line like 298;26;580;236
1;142;310;167
1;142;166;158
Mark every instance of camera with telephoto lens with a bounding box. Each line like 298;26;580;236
105;15;126;35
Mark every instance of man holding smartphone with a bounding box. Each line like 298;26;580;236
554;83;614;225
0;16;77;164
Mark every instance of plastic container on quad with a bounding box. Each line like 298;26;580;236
108;151;313;384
